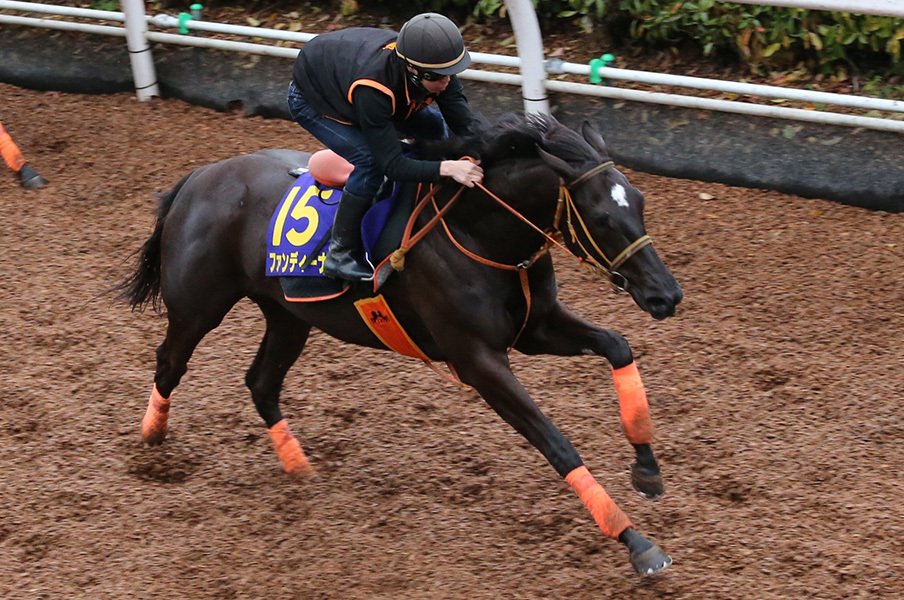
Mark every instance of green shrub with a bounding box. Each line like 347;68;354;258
407;0;904;75
614;1;904;73
199;1;903;75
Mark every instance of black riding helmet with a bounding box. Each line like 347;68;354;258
395;13;471;76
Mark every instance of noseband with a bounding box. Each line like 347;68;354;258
557;161;653;291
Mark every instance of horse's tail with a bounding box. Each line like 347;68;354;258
116;172;192;312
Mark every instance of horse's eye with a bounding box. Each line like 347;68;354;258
595;212;613;228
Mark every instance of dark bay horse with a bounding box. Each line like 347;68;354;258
120;114;683;576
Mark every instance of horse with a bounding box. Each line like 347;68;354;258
119;113;683;576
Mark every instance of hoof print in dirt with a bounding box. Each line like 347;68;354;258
127;455;199;484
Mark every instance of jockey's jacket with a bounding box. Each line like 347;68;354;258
292;27;475;183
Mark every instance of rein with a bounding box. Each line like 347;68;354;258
389;158;653;352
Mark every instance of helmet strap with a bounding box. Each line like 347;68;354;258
405;68;429;95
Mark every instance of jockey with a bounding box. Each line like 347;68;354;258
288;12;484;281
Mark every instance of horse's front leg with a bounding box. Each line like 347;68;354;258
449;345;671;576
515;301;664;500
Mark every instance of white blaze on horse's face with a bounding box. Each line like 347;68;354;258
611;183;629;208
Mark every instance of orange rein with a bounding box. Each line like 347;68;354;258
388;167;561;351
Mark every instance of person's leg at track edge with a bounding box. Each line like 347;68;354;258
287;81;381;281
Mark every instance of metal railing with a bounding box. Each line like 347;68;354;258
0;0;902;132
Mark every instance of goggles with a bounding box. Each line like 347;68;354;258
418;70;449;82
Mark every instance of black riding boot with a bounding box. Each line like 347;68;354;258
323;190;374;281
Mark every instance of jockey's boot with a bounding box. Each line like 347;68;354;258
323;190;374;281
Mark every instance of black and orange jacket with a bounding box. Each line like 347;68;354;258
292;28;475;183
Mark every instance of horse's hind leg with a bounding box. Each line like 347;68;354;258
515;301;664;500
142;293;240;445
245;299;314;477
446;343;670;576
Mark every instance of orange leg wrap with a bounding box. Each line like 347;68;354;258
612;362;653;445
566;465;633;539
0;123;26;173
267;419;313;476
141;385;171;444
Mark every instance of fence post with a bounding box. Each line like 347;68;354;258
120;0;160;100
504;0;549;115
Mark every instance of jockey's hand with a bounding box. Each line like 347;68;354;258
440;159;484;187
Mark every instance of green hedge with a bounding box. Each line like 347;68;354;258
461;0;904;74
183;1;904;74
610;1;904;73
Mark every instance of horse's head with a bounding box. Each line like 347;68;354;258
532;115;683;320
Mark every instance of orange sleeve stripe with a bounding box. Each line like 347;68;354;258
323;114;354;126
565;466;633;538
348;79;396;114
612;361;653;444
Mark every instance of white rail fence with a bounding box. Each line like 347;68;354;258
0;0;901;133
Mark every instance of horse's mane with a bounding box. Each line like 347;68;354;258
417;113;605;168
526;113;608;164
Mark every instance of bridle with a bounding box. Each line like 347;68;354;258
560;160;653;291
385;158;654;349
390;159;652;285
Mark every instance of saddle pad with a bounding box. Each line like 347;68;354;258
268;173;410;301
267;172;341;278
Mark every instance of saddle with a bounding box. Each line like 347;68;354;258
269;150;413;301
287;149;352;186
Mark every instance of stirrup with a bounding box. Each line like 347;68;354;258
323;254;374;282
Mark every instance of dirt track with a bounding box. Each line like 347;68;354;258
1;82;902;599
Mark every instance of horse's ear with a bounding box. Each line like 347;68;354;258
536;145;575;178
580;121;608;156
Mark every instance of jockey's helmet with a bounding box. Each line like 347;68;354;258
395;13;471;76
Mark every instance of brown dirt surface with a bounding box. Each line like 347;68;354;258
1;82;903;599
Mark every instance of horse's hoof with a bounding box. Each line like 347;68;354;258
141;417;168;445
631;463;664;500
142;429;167;446
630;544;672;576
285;463;317;480
19;164;47;190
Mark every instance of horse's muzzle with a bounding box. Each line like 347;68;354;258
642;286;683;320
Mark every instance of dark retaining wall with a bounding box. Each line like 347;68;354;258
2;26;902;212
